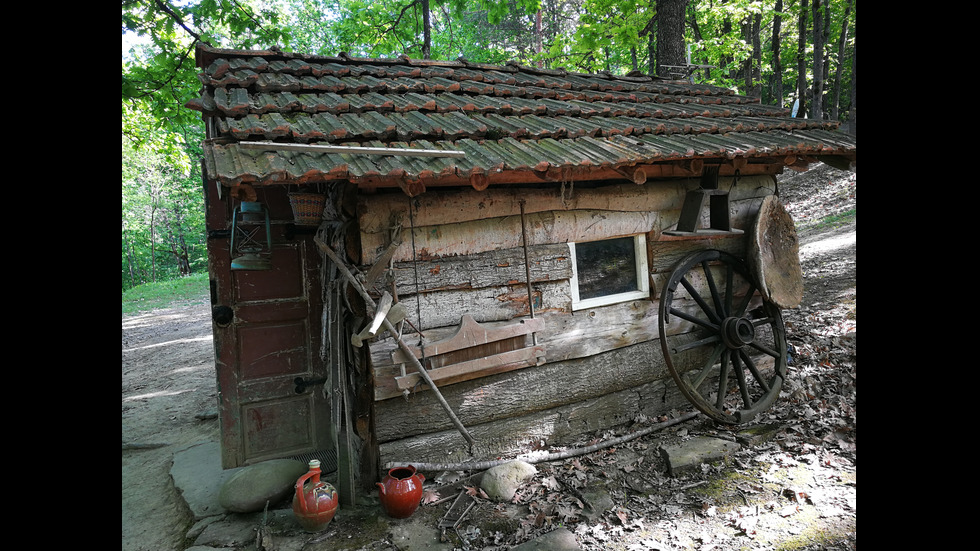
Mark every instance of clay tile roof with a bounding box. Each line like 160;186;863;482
188;45;856;189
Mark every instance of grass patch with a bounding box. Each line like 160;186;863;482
797;208;855;233
122;273;210;315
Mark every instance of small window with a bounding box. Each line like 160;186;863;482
569;234;649;310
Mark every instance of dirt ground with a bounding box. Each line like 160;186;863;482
122;162;855;551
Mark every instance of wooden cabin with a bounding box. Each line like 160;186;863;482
187;45;856;499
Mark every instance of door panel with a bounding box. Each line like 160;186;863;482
206;181;331;468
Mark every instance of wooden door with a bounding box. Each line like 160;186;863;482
205;182;332;468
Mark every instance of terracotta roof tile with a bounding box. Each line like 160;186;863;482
189;46;855;187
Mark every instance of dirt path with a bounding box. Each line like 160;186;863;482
122;302;218;550
122;163;855;551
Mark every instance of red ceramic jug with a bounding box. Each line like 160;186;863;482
377;465;425;519
292;460;339;531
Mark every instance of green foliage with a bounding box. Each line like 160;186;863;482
122;273;210;315
121;0;854;292
122;0;288;291
122;133;208;291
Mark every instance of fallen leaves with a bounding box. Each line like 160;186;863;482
463;485;488;499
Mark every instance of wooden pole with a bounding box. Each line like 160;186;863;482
518;199;537;345
384;411;700;471
314;235;477;451
238;141;466;158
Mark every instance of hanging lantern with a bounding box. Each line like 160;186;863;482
230;201;273;270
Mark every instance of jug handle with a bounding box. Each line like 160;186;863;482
376;482;386;496
295;471;317;514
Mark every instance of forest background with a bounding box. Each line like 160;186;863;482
121;0;856;292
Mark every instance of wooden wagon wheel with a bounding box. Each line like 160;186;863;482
658;249;788;424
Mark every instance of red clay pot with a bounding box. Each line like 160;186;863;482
377;465;425;519
292;460;339;532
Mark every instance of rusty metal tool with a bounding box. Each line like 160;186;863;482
438;490;476;542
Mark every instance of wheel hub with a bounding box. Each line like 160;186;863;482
722;316;755;349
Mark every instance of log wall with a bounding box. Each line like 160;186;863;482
355;174;779;469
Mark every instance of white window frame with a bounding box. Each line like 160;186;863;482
569;234;650;311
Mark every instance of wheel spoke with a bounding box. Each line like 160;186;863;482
688;342;727;389
701;259;726;318
731;281;756;317
747;314;783;358
679;276;722;325
670;333;721;354
668;307;719;331
747;338;781;359
724;261;734;317
731;351;753;409
715;348;731;409
738;349;770;392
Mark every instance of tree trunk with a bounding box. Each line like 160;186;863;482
771;0;783;107
535;10;543;67
422;0;431;60
811;0;824;120
796;0;808;118
831;0;853;120
656;0;689;78
150;204;157;282
686;4;710;81
849;40;856;135
742;12;762;97
647;29;656;75
752;12;762;97
741;16;752;94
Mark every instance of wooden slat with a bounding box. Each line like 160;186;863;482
394;344;546;390
391;315;543;362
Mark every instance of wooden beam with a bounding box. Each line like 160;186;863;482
237;141;467;158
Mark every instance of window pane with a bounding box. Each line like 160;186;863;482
575;237;638;300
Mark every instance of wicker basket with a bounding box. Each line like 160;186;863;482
288;193;326;226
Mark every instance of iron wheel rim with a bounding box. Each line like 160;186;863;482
658;249;788;424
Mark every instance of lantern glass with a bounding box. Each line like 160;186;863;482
230;201;273;270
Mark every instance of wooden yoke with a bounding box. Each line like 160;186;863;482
392;315;546;392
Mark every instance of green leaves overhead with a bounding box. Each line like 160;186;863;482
121;0;855;289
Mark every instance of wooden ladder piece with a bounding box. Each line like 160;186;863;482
392;315;546;391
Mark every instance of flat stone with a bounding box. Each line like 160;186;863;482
578;482;614;522
186;515;227;541
511;527;582;551
193;513;262;548
389;519;453;551
736;423;783;447
171;441;239;520
218;458;308;513
660;437;740;476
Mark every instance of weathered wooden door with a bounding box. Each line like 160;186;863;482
205;182;332;468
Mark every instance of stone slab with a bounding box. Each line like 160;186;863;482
389;519;453;551
659;436;740;476
511;527;582;551
171;441;241;520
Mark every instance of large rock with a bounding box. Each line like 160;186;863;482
218;459;308;513
480;460;537;502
